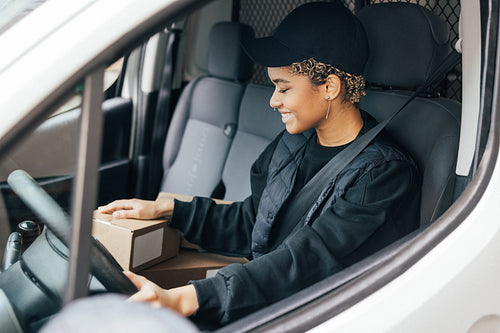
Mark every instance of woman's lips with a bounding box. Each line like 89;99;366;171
280;112;292;123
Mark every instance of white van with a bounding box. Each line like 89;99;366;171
0;0;493;332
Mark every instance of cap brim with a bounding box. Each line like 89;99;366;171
241;36;309;67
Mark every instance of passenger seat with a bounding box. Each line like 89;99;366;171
160;22;254;197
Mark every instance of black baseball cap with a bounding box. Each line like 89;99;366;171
242;1;369;75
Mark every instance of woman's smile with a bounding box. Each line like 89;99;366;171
280;111;293;123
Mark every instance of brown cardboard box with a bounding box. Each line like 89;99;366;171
139;249;248;289
92;212;181;272
156;192;233;251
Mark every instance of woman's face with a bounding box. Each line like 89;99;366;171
268;66;329;135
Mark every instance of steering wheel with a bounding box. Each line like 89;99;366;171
6;169;137;295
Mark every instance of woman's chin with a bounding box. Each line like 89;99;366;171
284;119;315;134
285;125;306;135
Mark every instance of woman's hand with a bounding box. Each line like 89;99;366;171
97;198;174;220
124;271;199;317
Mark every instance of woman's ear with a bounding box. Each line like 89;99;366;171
324;74;342;100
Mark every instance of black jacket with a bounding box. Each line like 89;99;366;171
169;112;420;324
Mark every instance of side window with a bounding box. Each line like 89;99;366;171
0;84;81;260
50;58;124;118
0;56;130;259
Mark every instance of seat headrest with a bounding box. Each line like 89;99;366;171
208;22;254;82
357;3;451;88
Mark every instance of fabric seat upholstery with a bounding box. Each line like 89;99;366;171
357;3;461;226
222;84;283;201
161;22;254;197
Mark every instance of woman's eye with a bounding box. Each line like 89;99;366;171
279;88;289;93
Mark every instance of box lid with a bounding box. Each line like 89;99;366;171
93;212;168;232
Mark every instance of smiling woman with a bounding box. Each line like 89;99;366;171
98;1;420;327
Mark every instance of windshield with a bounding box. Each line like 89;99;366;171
0;0;46;35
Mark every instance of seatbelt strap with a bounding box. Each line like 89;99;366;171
285;50;461;226
147;28;181;198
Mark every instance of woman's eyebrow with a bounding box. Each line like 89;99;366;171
271;78;290;84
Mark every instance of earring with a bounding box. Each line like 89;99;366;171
325;97;331;119
273;108;278;112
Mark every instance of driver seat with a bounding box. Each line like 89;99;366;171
357;3;461;226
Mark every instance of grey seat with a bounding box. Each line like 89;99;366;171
357;3;461;226
222;84;283;201
161;22;254;197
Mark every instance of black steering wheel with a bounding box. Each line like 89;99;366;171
6;169;137;295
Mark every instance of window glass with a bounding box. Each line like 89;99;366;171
0;89;80;233
49;58;123;118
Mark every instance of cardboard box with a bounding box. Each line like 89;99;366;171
156;192;233;251
180;237;202;250
139;249;248;289
92;212;181;272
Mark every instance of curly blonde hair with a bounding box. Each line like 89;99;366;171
289;58;366;104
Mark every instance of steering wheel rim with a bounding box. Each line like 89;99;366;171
7;169;137;295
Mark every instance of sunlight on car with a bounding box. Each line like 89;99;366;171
104;57;124;91
0;0;46;35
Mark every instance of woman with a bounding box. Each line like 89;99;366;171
99;1;420;325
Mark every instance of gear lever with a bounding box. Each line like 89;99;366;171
1;232;22;271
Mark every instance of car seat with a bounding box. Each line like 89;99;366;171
220;83;283;201
357;3;461;226
160;22;254;197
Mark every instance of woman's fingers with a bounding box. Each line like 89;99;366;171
98;199;156;219
111;209;136;219
97;200;134;214
98;198;174;220
123;271;146;288
123;271;199;316
124;271;162;304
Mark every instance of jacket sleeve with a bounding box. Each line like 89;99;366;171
191;159;420;324
167;134;282;257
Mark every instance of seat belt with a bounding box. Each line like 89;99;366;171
284;50;461;226
147;27;181;199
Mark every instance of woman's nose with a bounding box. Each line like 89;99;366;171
269;90;281;110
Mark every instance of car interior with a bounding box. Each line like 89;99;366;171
0;0;467;332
